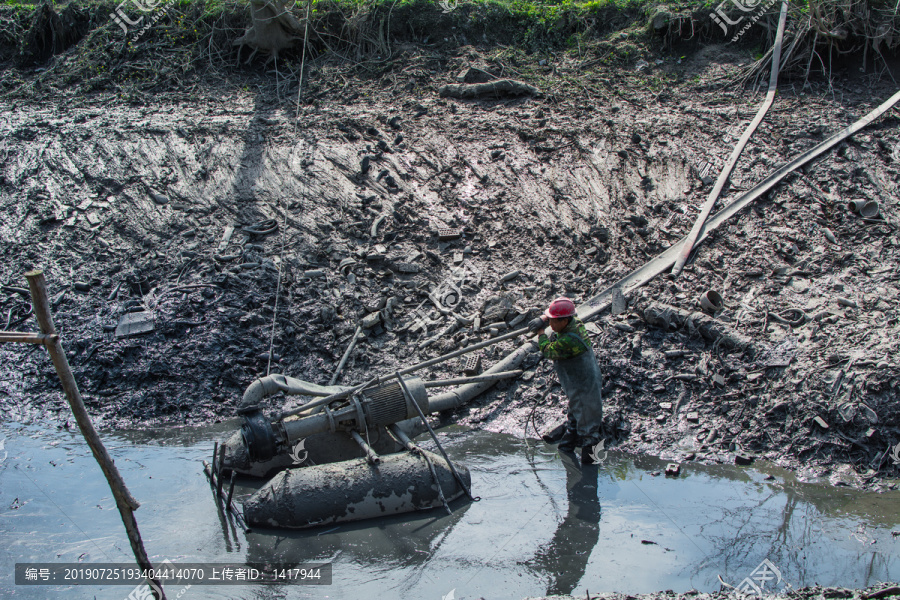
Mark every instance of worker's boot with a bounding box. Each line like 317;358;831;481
557;429;577;452
580;434;604;464
541;423;567;444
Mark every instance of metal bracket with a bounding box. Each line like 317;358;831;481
394;372;479;502
322;404;336;433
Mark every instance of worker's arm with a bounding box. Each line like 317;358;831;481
538;332;587;360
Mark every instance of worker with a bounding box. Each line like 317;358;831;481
533;297;604;459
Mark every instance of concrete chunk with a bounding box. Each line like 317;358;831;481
115;311;155;338
361;312;382;329
438;227;462;241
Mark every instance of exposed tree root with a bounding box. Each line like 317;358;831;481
234;0;305;64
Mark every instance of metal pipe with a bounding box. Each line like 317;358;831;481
0;331;58;345
277;379;430;449
241;374;350;410
279;376;379;419
423;370;523;387
216;445;226;498
202;460;251;533
281;325;532;419
388;424;416;451
397;325;530;376
225;472;236;510
349;430;381;464
428;342;536;412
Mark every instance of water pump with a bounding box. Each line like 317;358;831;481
239;378;429;462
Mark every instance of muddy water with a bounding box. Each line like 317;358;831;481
1;422;899;600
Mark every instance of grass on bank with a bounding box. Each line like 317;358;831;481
0;0;897;99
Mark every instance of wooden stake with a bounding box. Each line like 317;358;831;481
225;472;236;510
216;444;227;498
24;270;166;600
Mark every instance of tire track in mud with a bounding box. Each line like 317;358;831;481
1;95;687;423
1;73;899;489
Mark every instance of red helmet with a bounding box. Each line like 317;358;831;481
544;297;576;319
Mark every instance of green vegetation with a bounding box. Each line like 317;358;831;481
0;0;896;99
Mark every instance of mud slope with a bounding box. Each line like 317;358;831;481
1;48;899;489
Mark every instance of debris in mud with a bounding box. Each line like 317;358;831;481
437;228;462;241
462;354;482;376
149;191;169;205
438;79;540;99
640;302;753;352
734;451;754;466
114;312;155;338
2;34;900;497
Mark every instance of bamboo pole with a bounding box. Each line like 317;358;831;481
24;270;166;600
0;332;58;345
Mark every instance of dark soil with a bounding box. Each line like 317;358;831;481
2;13;900;507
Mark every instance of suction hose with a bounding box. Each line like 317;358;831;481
427;341;537;412
239;374;352;410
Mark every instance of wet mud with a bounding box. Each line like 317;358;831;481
2;44;900;496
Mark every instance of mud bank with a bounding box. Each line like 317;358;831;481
1;41;900;496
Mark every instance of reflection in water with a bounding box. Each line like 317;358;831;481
2;424;900;600
245;497;471;570
530;453;602;596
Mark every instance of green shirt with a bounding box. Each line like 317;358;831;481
538;318;591;360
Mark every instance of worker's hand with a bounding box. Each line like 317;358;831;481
528;316;548;335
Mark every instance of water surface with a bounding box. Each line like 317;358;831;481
1;422;898;599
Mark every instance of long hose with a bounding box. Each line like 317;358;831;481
672;0;790;277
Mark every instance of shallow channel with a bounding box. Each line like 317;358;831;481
1;421;899;599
